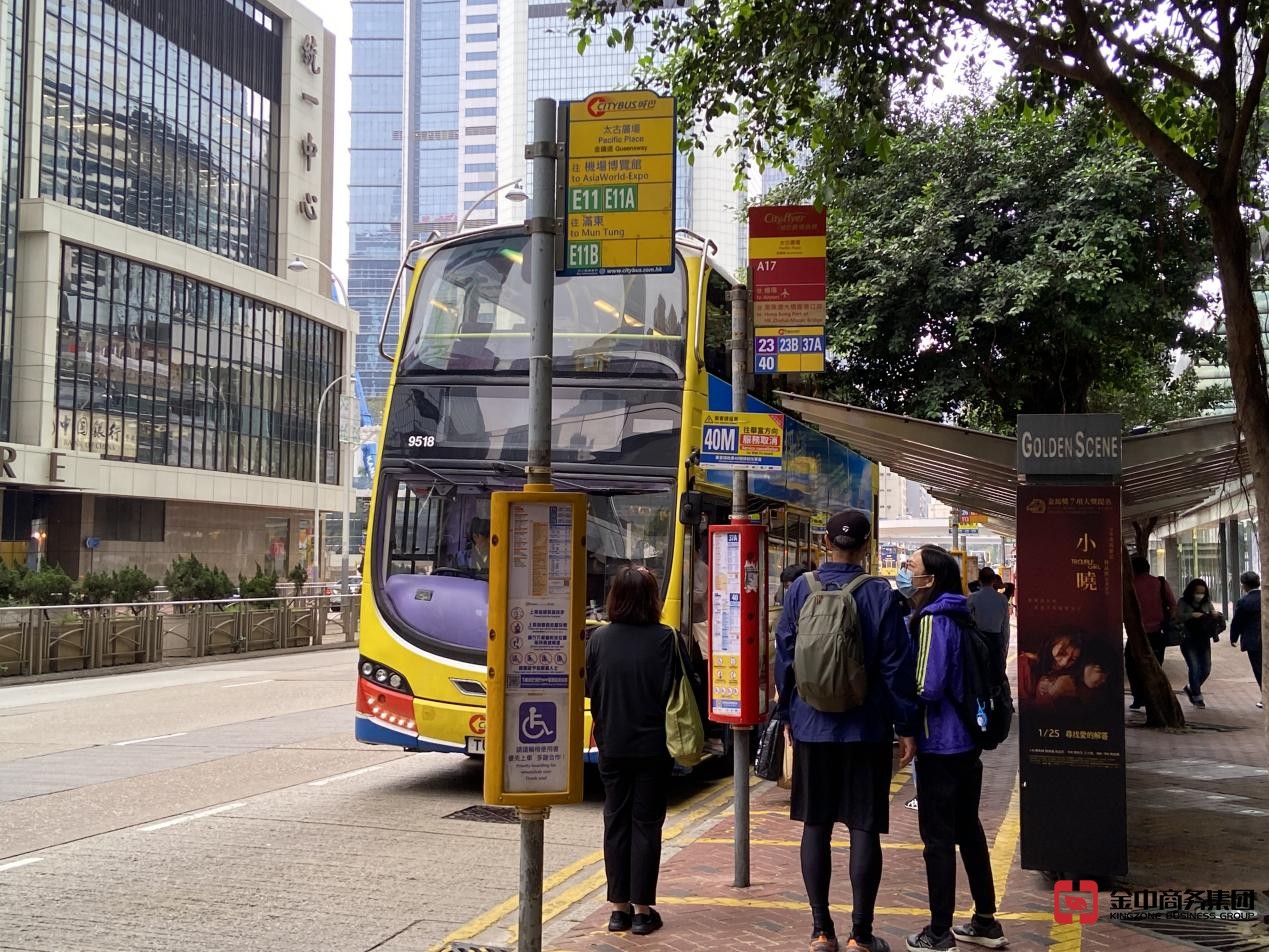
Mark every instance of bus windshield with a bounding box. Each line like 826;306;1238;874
378;475;675;656
397;234;687;379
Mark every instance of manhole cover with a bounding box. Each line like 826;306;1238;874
442;945;513;952
1117;913;1269;951
443;804;520;824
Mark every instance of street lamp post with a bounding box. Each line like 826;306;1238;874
313;374;352;586
457;179;528;232
290;255;358;601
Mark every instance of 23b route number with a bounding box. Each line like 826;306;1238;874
407;435;435;449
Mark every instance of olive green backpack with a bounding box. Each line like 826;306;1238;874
793;573;872;712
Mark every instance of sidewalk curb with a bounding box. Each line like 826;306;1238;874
0;637;359;689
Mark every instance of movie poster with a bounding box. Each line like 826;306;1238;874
1017;484;1127;875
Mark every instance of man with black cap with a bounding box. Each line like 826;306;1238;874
776;508;920;952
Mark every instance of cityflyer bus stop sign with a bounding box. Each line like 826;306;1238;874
484;490;587;807
559;91;676;276
700;411;785;473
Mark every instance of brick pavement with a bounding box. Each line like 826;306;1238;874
547;643;1268;951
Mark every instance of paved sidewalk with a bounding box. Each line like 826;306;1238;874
548;644;1269;951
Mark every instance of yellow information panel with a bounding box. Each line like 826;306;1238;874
561;91;676;276
699;411;785;473
484;490;587;807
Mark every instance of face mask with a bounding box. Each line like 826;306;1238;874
896;567;917;599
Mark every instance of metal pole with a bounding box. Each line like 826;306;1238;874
517;96;558;952
341;439;352;610
313;398;323;584
525;97;558;488
314;377;345;584
727;283;751;888
518;807;548;952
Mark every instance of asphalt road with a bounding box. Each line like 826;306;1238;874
0;648;729;952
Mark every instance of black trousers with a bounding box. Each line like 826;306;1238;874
1248;645;1263;688
915;751;997;934
599;753;672;906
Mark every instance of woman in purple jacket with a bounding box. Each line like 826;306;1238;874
898;545;1006;951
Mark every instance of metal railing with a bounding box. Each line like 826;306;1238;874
0;594;360;678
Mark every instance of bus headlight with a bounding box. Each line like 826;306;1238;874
358;656;412;695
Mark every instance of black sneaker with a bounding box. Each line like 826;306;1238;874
1128;702;1144;711
632;909;663;936
1193;693;1207;708
953;917;1008;948
608;910;632;932
906;928;956;951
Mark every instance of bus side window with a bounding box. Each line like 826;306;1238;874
703;269;731;381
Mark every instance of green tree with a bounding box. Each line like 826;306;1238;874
793;94;1224;432
287;562;308;596
20;563;74;606
571;0;1269;724
238;564;280;600
111;567;158;610
164;555;235;606
75;571;115;606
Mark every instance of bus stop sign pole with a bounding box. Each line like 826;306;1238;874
520;95;559;952
728;284;752;889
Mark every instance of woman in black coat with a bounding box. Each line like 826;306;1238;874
1177;577;1224;708
585;564;676;937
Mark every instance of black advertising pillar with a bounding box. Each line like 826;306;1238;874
1016;414;1128;876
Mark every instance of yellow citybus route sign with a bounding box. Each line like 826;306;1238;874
561;91;676;276
484;489;587;807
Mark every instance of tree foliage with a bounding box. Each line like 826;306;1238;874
792;93;1224;431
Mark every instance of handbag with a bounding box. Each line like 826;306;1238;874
665;630;705;767
1160;578;1185;647
778;734;794;789
753;715;785;781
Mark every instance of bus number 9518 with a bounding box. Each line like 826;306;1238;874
407;435;436;448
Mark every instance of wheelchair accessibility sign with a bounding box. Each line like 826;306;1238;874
518;702;557;744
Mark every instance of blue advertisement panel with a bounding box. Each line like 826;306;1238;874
704;376;873;512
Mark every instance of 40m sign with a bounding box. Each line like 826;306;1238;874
700;412;784;472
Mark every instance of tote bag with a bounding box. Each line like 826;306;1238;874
666;631;705;766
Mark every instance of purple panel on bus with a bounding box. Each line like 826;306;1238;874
382;574;488;653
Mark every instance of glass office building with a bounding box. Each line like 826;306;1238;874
56;245;342;482
39;0;283;273
5;0;355;581
0;0;22;441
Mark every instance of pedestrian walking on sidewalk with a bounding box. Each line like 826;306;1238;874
775;509;919;952
903;545;1007;951
1177;578;1224;709
585;565;676;937
1229;571;1262;708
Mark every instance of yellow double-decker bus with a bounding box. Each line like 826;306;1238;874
354;226;876;762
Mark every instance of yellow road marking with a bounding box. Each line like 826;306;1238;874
433;776;736;951
1049;921;1083;950
697;837;926;849
988;777;1022;909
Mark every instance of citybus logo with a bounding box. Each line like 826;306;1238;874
586;94;657;118
763;211;810;227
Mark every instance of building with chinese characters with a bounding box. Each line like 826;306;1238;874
0;0;356;581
